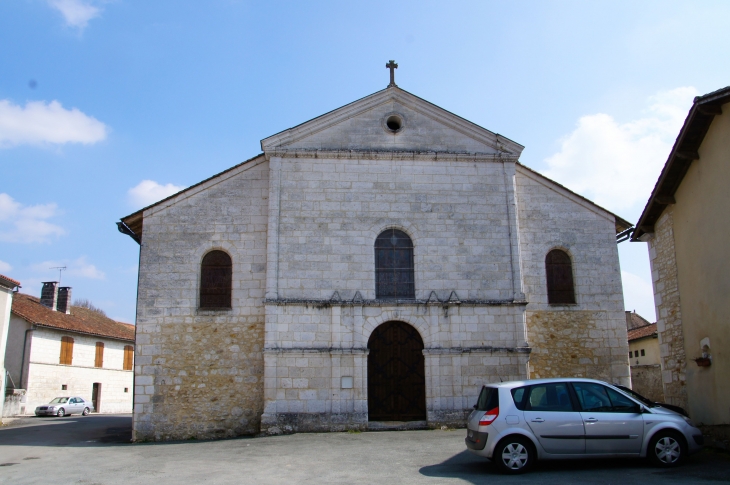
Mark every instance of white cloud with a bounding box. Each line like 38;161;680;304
0;260;12;273
48;0;101;30
621;270;656;322
31;256;105;281
541;87;698;213
0;99;108;148
128;180;186;209
0;193;65;243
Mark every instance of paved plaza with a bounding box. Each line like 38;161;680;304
1;415;729;484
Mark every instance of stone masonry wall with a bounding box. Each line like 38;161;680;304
526;311;624;381
133;157;268;441
630;365;665;403
515;167;630;385
261;302;529;433
267;154;519;301
647;207;687;409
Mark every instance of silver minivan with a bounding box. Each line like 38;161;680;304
465;378;703;474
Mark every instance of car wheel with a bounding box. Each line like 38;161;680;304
82;407;90;416
648;430;686;467
494;435;535;474
56;408;66;417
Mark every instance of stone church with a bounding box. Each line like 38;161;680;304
119;65;632;441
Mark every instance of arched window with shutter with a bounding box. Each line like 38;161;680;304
545;249;576;304
200;250;232;308
375;229;415;299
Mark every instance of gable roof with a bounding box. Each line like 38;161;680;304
119;153;265;239
517;163;632;234
632;86;730;241
627;322;658;342
625;310;652;331
11;293;135;342
260;86;525;156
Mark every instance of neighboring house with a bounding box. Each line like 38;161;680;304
4;282;135;415
0;274;21;421
119;75;633;441
632;85;730;426
625;311;664;403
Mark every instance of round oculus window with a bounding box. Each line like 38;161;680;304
382;113;405;134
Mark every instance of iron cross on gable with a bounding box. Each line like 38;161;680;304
386;60;398;87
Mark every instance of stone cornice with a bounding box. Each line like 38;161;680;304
265;148;518;163
264;297;528;307
262;346;532;355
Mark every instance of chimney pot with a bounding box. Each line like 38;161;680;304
57;287;72;314
40;282;58;311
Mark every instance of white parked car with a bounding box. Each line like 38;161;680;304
465;378;703;474
35;397;94;417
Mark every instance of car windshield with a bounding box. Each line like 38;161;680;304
49;397;69;404
616;386;655;407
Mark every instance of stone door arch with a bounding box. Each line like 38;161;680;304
367;321;426;421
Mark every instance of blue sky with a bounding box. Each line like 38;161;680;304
2;0;729;323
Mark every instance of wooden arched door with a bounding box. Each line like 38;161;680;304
367;321;426;421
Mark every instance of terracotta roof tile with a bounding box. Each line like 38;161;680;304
0;273;21;288
11;293;135;342
627;323;657;341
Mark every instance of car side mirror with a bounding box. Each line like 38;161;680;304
473;404;478;410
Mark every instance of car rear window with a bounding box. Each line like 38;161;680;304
476;386;499;411
511;386;528;410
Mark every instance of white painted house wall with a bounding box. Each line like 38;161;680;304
23;327;133;414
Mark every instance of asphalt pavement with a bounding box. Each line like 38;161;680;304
1;415;729;484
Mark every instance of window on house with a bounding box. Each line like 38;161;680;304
200;250;232;308
124;388;129;393
95;342;104;368
628;351;632;358
640;349;645;356
60;336;74;365
375;229;415;299
123;345;134;371
545;249;576;304
61;384;67;390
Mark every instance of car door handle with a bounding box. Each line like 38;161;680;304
531;418;544;423
585;417;597;422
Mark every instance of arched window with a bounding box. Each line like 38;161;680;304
375;229;415;299
545;249;575;304
200;250;232;308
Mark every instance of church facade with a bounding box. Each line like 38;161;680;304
120;82;632;441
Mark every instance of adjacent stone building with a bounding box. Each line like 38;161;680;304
119;78;632;441
632;85;730;426
626;311;664;403
5;284;135;416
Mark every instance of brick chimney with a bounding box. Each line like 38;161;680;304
57;287;72;314
40;282;58;310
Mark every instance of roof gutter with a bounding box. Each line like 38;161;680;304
117;221;141;245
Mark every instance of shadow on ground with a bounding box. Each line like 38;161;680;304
419;449;730;484
0;415;133;447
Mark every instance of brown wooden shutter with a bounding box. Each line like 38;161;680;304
123;345;134;370
546;249;576;304
60;336;74;365
200;250;232;308
95;342;104;368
